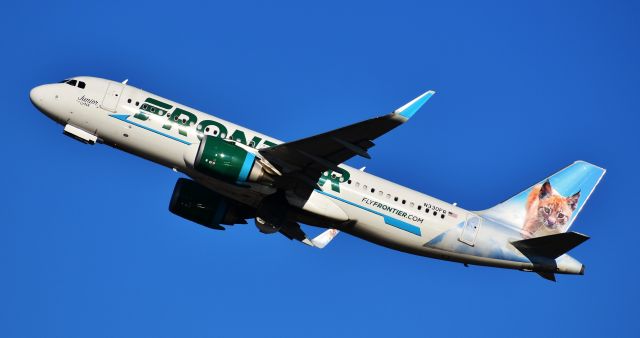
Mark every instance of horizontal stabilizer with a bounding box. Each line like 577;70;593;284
511;231;589;259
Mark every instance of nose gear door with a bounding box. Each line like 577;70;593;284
101;82;124;111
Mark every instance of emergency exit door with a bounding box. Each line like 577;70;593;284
101;82;124;111
459;214;482;246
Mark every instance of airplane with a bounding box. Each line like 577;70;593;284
30;76;606;281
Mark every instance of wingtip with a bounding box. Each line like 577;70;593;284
310;229;340;249
394;90;435;119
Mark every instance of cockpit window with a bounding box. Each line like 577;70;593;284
59;78;86;88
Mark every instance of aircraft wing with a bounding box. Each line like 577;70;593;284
259;91;434;194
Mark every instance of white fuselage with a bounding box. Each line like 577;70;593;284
30;76;584;275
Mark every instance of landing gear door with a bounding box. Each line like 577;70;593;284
101;82;124;112
459;214;481;246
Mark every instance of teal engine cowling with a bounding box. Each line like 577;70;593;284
169;178;251;230
184;135;274;184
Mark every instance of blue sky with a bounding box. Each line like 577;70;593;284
1;1;638;337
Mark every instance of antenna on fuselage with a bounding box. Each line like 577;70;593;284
122;79;129;85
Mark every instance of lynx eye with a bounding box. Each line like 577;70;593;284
557;213;565;219
543;207;550;214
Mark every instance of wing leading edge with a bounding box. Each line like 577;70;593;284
259;91;435;195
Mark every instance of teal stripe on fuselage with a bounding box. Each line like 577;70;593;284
110;114;192;145
314;189;422;236
382;216;422;236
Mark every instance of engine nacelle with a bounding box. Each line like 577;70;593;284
253;192;289;234
169;178;250;230
184;135;273;184
255;217;281;234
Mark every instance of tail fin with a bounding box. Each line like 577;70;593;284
480;161;605;238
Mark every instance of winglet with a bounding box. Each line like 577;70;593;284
394;90;435;119
302;229;340;249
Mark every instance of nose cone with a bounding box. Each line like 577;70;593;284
30;84;62;122
30;85;46;111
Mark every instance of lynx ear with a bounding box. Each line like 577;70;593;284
567;190;581;210
539;180;553;199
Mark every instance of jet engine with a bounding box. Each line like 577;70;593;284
169;178;252;230
183;136;275;184
253;191;289;234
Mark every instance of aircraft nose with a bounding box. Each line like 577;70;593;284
30;85;45;110
30;84;61;121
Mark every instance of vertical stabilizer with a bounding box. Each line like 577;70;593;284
480;161;605;238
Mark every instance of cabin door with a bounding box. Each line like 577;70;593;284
459;214;481;246
101;82;124;112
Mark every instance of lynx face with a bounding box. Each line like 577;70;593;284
533;181;580;231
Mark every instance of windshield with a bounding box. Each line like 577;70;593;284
59;79;86;89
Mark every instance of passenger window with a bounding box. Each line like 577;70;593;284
394;197;398;202
402;200;406;204
386;194;391;199
363;185;368;190
78;81;86;89
410;202;414;207
67;79;77;86
370;188;375;193
418;205;422;210
355;182;360;188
